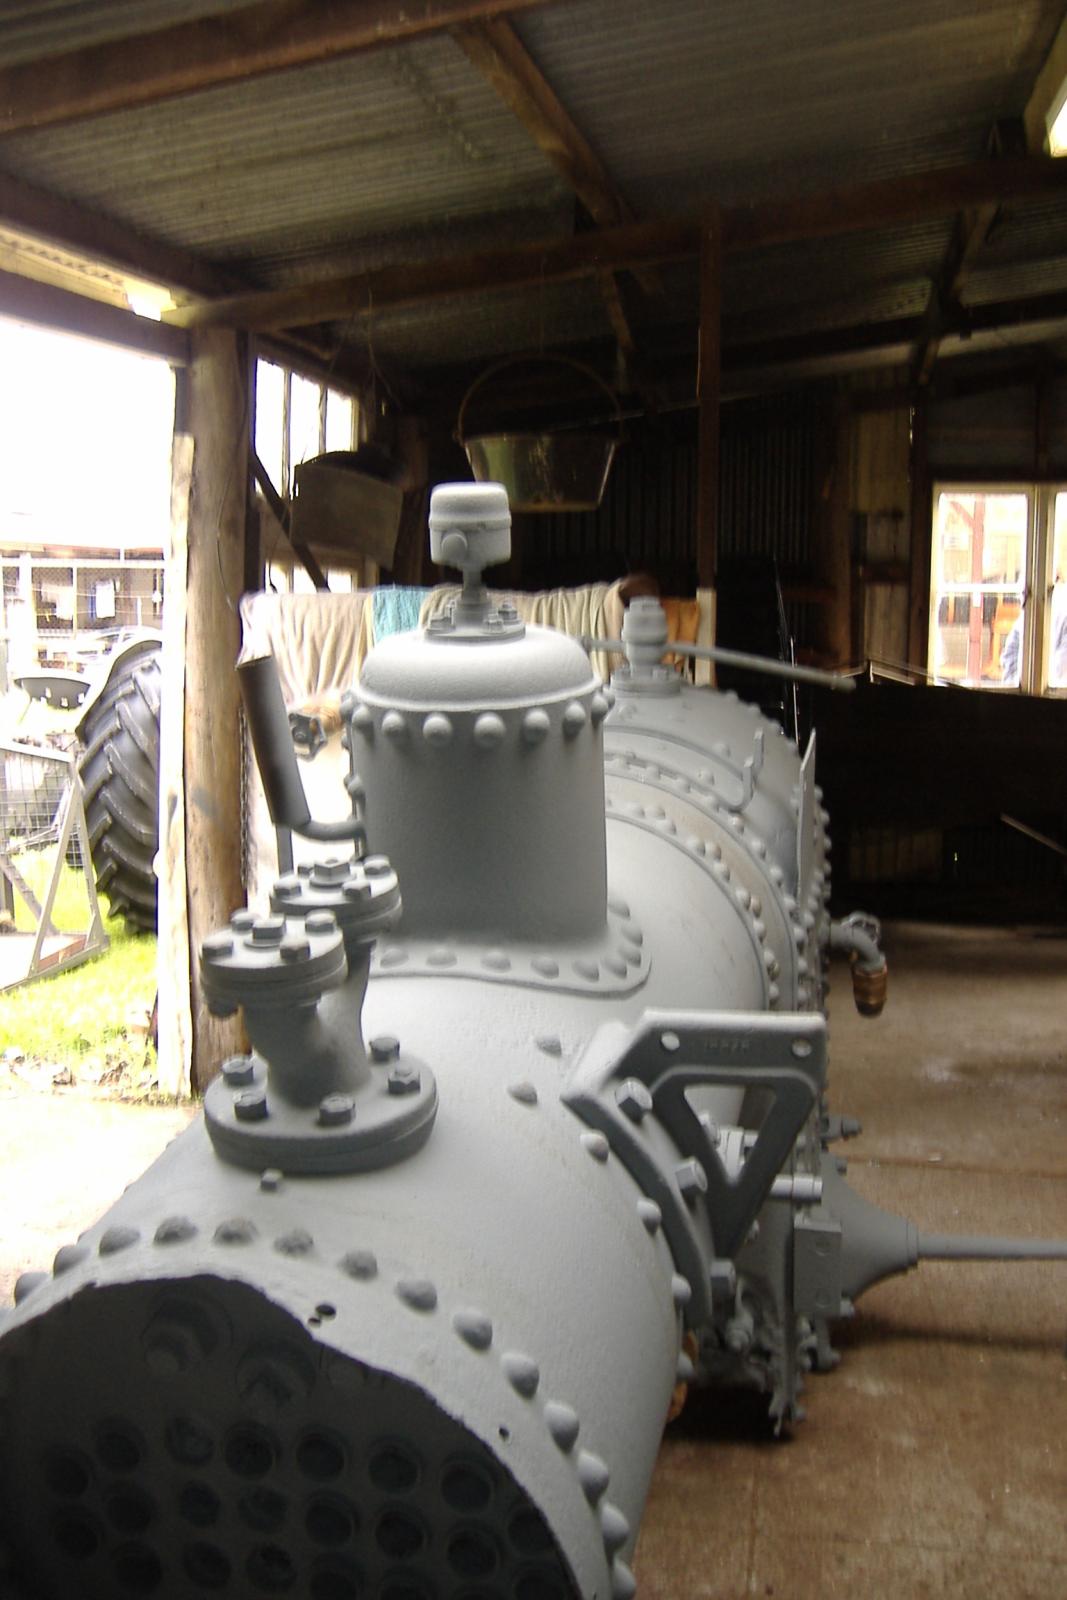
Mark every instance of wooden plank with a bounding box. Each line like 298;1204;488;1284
182;329;250;1092
166;157;1067;335
0;0;556;136
695;208;721;596
157;433;194;1100
0;268;189;361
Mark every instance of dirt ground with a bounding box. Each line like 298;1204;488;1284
0;1070;192;1304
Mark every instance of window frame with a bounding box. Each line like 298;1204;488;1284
928;480;1067;696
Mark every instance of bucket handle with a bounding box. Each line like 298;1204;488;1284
456;353;622;446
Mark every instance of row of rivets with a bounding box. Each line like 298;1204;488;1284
348;702;608;746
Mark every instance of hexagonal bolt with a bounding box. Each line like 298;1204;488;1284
234;1088;269;1123
305;911;338;935
615;1078;653;1123
387;1062;421;1096
318;1093;356;1128
675;1158;707;1202
370;1035;401;1063
221;1055;255;1088
312;858;353;885
230;909;256;932
280;935;311;964
710;1258;738;1305
363;856;392;879
201;932;234;962
252;916;286;946
342;877;372;901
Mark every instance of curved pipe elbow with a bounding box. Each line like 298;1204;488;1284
830;914;888;1017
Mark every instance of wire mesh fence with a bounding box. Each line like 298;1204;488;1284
0;737;107;990
1;555;164;685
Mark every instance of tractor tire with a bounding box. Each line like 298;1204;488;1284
77;646;161;933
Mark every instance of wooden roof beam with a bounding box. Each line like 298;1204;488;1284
453;17;633;233
913;121;1028;386
0;0;557;136
453;15;660;378
164;155;1067;334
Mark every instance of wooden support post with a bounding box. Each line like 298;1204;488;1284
820;397;854;667
907;390;932;671
184;328;250;1091
695;207;721;685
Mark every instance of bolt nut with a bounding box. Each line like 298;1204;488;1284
222;1055;255;1088
318;1093;355;1127
280;935;311;963
387;1062;420;1096
252;916;286;946
675;1158;707;1201
202;932;234;961
615;1078;653;1122
312;858;352;885
234;1088;269;1123
370;1035;401;1063
305;911;337;935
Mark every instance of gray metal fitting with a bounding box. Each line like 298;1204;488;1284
675;1158;708;1201
710;1259;738;1304
615;1078;653;1122
388;1062;421;1096
370;1035;401;1063
234;1088;269;1123
318;1093;356;1127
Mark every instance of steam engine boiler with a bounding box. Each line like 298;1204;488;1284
0;483;1062;1600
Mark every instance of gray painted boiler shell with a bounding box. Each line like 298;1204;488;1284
0;643;825;1599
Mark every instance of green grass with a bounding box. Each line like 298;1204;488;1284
0;862;157;1070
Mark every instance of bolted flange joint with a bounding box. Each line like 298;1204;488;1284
199;911;346;1016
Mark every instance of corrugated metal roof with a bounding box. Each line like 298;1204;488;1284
0;0;255;66
2;0;1067;382
0;34;569;265
514;0;1061;210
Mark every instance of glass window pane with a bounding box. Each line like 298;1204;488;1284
929;491;1028;686
254;361;284;490
290;375;323;482
1050;493;1067;689
325;389;354;453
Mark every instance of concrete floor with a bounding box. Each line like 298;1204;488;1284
636;922;1067;1600
0;922;1064;1598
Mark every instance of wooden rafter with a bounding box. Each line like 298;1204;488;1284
163;155;1067;334
0;0;556;137
453;16;657;368
454;18;631;231
911;203;999;387
912;121;1026;387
